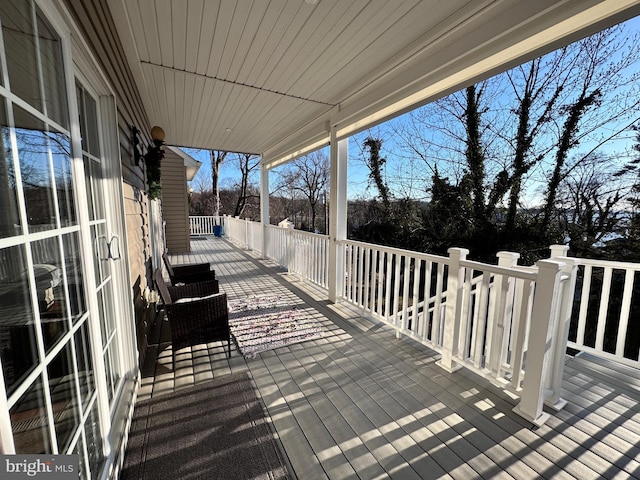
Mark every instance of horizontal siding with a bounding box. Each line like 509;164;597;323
162;151;189;253
64;0;156;364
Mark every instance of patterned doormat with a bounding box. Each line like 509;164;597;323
228;294;324;358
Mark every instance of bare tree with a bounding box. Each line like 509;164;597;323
210;150;227;218
557;153;630;256
281;152;330;232
232;153;260;217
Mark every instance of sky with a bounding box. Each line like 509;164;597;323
182;15;640;205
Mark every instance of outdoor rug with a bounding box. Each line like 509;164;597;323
121;372;291;480
228;294;325;358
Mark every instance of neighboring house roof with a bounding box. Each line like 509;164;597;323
166;145;202;181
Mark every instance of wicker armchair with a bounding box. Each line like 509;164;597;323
153;269;231;369
162;252;216;286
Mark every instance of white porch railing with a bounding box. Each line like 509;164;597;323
205;215;640;425
222;217;330;288
189;215;224;235
338;240;576;425
551;247;640;369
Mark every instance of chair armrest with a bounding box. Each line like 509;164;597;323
168;279;219;302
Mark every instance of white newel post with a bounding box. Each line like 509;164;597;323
549;244;569;259
545;246;576;411
260;160;269;259
438;247;468;373
328;132;348;303
513;259;564;426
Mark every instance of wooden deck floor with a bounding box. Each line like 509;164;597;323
137;236;640;480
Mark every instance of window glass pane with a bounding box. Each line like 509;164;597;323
95;288;105;347
14;106;57;232
74;322;94;410
36;8;69;129
47;342;81;452
1;0;41;112
31;236;69;351
91;222;108;285
73;433;88;479
63;232;86;322
84;156;95;221
92;161;105;222
107;337;121;400
83;91;100;157
85;157;104;221
0;99;21;238
75;84;87;153
101;284;116;344
0;245;38;395
85;402;104;477
51;129;75;227
103;346;113;403
11;375;52;453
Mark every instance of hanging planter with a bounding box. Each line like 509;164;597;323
146;125;165;200
145;143;164;200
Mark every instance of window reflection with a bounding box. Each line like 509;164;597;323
1;0;40;112
36;9;69;129
91;223;109;286
73;434;88;479
80;87;100;157
104;339;121;403
52;130;75;227
11;375;52;454
13;106;59;232
63;232;86;322
0;99;21;238
0;245;38;395
0;1;68;128
31;236;69;351
47;342;81;452
74;322;94;410
85;402;104;476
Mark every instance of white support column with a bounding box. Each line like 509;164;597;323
260;159;269;259
437;247;468;372
513;259;564;426
328;129;348;303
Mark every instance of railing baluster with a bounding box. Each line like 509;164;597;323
433;262;444;346
422;260;433;342
411;258;421;336
594;267;612;351
615;269;634;358
472;272;491;369
363;247;371;312
576;264;592;349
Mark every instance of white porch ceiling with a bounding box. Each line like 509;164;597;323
108;0;640;165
